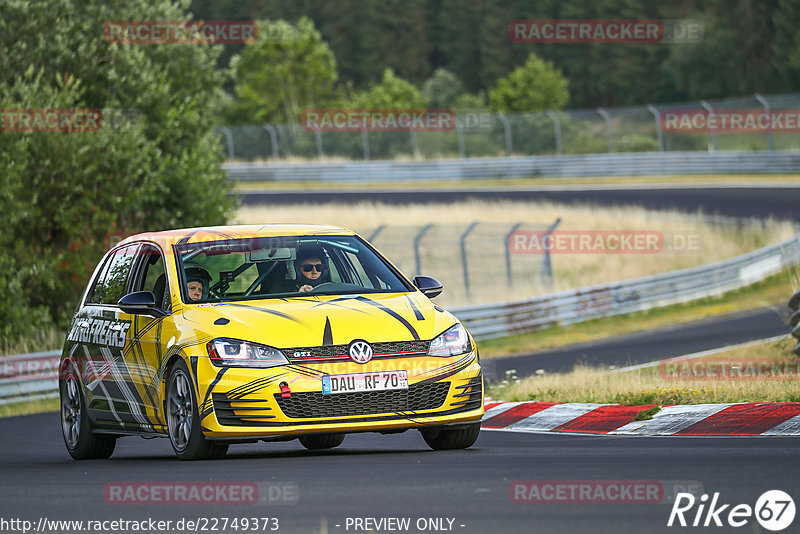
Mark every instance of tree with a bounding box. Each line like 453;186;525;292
228;17;338;126
352;68;426;109
0;0;234;343
422;68;466;108
488;52;569;112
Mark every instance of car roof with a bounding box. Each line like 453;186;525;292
117;224;356;250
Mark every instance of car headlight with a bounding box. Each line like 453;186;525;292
207;338;289;368
427;323;472;357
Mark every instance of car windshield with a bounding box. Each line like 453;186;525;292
174;234;412;303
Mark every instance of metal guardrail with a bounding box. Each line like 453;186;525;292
225;151;800;183
0;350;60;406
790;288;800;357
3;233;800;405
451;233;800;340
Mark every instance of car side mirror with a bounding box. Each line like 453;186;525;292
413;276;443;299
118;291;167;318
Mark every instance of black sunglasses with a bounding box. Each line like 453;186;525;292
301;263;324;272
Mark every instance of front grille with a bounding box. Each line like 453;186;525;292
274;381;450;418
285;340;430;360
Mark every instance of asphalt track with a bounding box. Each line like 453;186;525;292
482;306;792;380
3;184;797;533
240;185;800;222
2;411;799;534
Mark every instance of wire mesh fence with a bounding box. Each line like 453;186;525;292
352;221;559;307
219;93;800;161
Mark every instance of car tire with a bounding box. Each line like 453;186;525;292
421;422;481;450
166;360;228;460
298;433;345;450
60;364;116;460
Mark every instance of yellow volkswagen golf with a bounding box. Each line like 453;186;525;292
60;225;484;460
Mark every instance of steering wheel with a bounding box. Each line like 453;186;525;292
309;282;338;292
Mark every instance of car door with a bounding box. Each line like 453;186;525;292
123;243;174;431
76;243;143;428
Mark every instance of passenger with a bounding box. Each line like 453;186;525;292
184;264;212;301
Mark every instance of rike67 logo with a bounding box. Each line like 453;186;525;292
668;490;795;531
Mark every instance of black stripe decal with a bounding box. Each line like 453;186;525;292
353;296;420;340
406;296;424;320
226;303;306;325
322;317;333;346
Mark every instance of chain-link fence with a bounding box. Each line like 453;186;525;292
219;93;800;161
346;221;559;307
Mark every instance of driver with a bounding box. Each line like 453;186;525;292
184;263;212;301
294;247;329;293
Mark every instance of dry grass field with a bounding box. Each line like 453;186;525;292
237;200;796;307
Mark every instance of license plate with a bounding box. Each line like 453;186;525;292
322;370;408;395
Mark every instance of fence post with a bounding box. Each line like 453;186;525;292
497;113;513;155
263;124;279;159
596;108;613;153
699;101;717;152
646;104;664;152
541;218;561;287
754;93;773;152
315;131;324;159
413;224;434;275
456;118;466;158
219;127;235;159
410;130;420;159
368;224;386;242
460;222;479;299
504;222;523;287
360;126;370;160
545;111;562;155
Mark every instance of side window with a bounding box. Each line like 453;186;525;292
97;245;139;305
135;245;169;311
87;251;116;304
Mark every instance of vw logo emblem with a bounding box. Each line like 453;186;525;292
348;340;373;364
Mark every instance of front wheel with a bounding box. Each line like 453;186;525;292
60;365;116;460
421;422;481;450
166;360;228;460
299;433;345;450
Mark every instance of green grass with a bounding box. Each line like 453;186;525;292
480;267;797;359
0;397;59;418
234;173;800;191
489;336;800;404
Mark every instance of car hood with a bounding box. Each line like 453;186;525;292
180;292;457;349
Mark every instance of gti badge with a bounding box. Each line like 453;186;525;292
348;340;373;364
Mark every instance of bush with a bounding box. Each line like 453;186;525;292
0;0;235;344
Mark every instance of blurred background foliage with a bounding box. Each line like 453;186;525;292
2;0;800;344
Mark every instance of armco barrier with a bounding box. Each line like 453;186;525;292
451;233;800;340
3;233;800;405
790;288;800;357
225;151;800;183
0;350;60;406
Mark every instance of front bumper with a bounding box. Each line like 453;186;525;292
193;352;484;439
